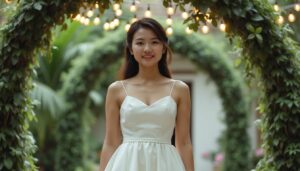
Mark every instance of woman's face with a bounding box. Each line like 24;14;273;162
130;28;165;67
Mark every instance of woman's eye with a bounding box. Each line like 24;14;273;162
152;41;159;44
136;42;143;45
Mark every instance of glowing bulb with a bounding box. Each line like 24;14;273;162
166;15;172;25
288;13;296;22
277;15;284;25
167;5;174;15
74;14;81;21
182;11;188;19
87;10;94;18
205;13;212;23
201;25;209;34
113;3;120;11
5;0;13;4
95;3;99;9
185;27;193;34
274;3;280;12
93;17;101;25
145;4;151;17
104;21;110;30
113;17;120;26
294;4;300;12
131;15;138;23
84;18;90;25
166;26;173;36
219;23;226;32
130;2;137;12
116;9;122;16
80;16;86;24
125;23;131;32
109;21;116;29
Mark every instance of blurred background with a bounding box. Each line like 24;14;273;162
1;0;299;171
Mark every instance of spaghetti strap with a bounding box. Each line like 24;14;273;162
120;81;128;95
169;80;176;96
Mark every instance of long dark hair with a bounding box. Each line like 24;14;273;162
119;18;173;79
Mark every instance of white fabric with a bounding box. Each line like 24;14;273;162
104;89;186;171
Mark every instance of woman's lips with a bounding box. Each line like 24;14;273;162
143;55;154;59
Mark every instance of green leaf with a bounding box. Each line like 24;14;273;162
33;3;42;11
248;34;255;40
255;27;262;34
246;23;255;32
252;14;264;21
4;159;12;169
256;34;263;45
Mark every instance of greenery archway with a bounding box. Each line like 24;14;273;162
0;0;299;171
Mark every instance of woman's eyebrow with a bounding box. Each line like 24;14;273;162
135;37;159;41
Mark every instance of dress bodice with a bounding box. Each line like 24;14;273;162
120;95;177;144
119;80;177;144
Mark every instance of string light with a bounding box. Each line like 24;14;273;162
181;10;188;19
166;26;173;36
80;16;86;24
167;4;174;15
166;15;172;25
93;16;101;25
103;20;110;30
201;24;209;34
295;3;300;12
113;3;120;11
72;1;299;28
185;27;193;34
219;22;226;32
109;20;116;29
86;8;94;17
277;15;284;25
274;2;280;12
74;14;81;21
113;16;120;26
131;14;138;23
95;2;99;9
130;1;137;12
84;18;90;26
5;0;13;4
116;9;122;16
205;13;212;23
125;22;131;32
145;4;152;17
288;13;296;22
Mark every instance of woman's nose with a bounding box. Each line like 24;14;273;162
144;43;152;52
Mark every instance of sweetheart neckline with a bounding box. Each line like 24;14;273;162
121;95;176;108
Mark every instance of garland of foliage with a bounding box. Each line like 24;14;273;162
0;0;299;170
170;28;251;171
55;28;124;171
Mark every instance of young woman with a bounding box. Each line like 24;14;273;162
99;18;194;171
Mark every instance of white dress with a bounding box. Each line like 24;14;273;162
104;80;186;171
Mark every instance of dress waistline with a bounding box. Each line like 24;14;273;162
122;137;171;144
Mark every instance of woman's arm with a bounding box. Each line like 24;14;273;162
174;81;194;171
99;81;122;171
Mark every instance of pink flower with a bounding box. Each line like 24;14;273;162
255;148;264;157
214;153;224;164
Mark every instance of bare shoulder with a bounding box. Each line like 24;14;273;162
174;80;190;93
107;80;124;97
172;80;190;102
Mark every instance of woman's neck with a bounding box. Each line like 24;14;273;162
135;65;162;82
